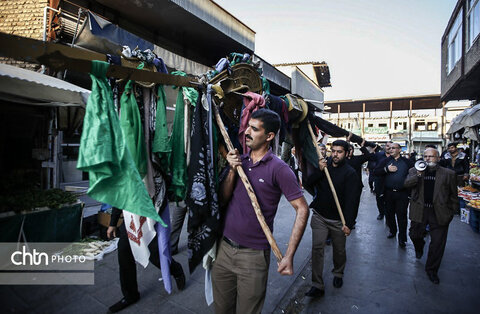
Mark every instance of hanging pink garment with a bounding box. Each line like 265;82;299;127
238;92;266;153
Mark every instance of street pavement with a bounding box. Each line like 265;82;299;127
2;173;480;313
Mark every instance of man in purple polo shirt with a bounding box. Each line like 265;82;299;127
212;108;309;314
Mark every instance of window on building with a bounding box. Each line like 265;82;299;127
394;122;407;131
414;121;426;131
468;0;480;49
427;122;438;131
448;9;463;74
368;123;374;128
379;123;387;128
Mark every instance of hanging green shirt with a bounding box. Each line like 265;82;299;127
153;71;198;201
77;60;165;226
120;80;147;178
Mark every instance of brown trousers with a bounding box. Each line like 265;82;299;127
212;239;270;314
311;213;347;291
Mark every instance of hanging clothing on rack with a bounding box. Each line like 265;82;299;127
186;85;220;273
120;80;147;179
152;71;199;201
77;60;165;225
238;92;265;154
265;94;289;145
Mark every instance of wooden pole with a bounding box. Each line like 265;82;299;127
306;122;346;227
409;100;413;152
362;102;366;137
212;100;283;262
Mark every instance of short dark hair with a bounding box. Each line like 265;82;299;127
331;140;349;152
447;142;457;148
251;108;281;135
425;144;437;149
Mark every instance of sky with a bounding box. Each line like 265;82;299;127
214;0;458;101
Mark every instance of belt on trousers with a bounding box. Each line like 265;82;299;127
223;236;248;249
386;188;403;192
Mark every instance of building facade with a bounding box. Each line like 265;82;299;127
442;0;480;103
324;95;469;153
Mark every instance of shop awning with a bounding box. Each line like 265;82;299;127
447;104;480;135
0;63;90;107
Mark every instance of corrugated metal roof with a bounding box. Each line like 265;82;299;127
0;63;90;106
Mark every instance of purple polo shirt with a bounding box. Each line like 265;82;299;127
223;150;303;250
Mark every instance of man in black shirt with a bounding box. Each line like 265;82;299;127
404;148;458;284
374;142;414;248
440;142;470;187
345;140;375;225
305;140;361;298
370;142;392;220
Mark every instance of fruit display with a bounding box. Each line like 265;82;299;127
470;166;480;182
468;199;480;209
459;186;480;210
459;186;479;202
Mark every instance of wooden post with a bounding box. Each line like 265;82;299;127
212;101;283;262
362;102;366;137
441;101;446;148
307;122;346;227
337;104;341;125
389;101;393;136
409;100;413;152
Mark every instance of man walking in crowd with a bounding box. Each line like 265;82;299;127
107;208;185;313
371;142;392;220
440;142;470;187
374;142;414;248
404;148;458;284
212;109;309;314
345;140;375;226
304;140;361;298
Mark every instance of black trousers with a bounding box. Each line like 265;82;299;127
368;174;374;191
409;207;450;274
384;189;409;242
375;193;386;216
117;222;182;301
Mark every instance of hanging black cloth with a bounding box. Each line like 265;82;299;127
186;88;220;273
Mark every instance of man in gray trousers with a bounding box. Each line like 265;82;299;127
305;140;360;298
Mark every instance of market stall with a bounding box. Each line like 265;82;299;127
457;183;480;233
0;62;87;242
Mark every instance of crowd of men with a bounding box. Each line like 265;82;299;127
106;108;462;313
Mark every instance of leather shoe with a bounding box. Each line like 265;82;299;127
415;250;423;259
170;260;186;291
427;272;440;284
377;214;384;220
387;233;395;239
108;297;139;313
333;276;343;288
305;286;324;298
399;241;406;248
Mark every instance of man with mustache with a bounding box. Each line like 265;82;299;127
404;148;458;284
212;108;309;314
374;142;414;248
304;140;360;298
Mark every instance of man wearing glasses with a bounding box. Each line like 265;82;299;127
404;148;458;284
374;143;414;248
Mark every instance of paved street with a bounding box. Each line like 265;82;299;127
275;177;480;314
2;174;480;313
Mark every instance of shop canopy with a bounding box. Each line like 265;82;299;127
0;63;90;107
447;104;480;141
